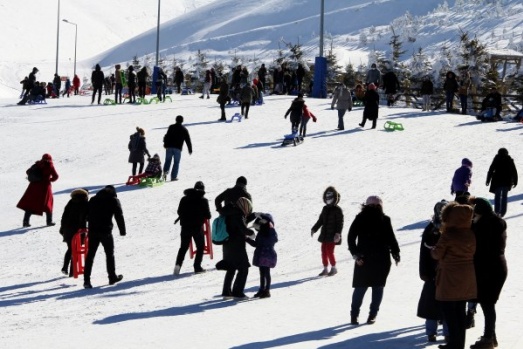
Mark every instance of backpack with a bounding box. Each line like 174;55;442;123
211;215;229;245
27;163;43;182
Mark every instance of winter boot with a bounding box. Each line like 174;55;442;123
465;309;476;329
253;289;264;298
350;316;359;325
109;274;123;285
428;335;437;342
470;336;495;349
173;264;181;276
318;267;329;276
328;266;337;276
259;290;271;298
367;314;377;324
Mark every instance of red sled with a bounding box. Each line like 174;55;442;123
72;228;89;278
189;219;213;259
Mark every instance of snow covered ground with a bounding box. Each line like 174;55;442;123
1;93;522;348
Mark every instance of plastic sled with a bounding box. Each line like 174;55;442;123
161;96;172;103
229;113;242;122
281;132;304;146
139;177;164;188
103;98;116;105
384;121;404;131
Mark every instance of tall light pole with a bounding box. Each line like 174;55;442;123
312;0;327;98
63;19;77;77
55;0;61;75
153;0;161;94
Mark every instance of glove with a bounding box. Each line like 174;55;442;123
334;233;341;243
120;231;126;236
311;230;315;237
486;181;490;186
312;117;317;122
392;253;400;265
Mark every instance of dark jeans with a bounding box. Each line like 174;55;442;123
223;267;249;295
92;87;102;104
115;83;123;103
156;83;165;101
131;162;144;176
84;233;117;282
299;116;310;136
175;228;205;270
219;102;226;120
63;240;72;274
459;94;468;114
446;91;455;111
241;102;250;118
128;83;136;103
138;82;146;99
494;186;509;217
351;286;384;317
290;118;300;133
479;302;497;339
259;266;271;291
440;300;467;349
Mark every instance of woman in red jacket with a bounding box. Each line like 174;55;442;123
17;153;59;227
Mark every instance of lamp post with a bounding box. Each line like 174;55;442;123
55;0;61;75
153;0;161;94
312;0;327;98
63;19;77;78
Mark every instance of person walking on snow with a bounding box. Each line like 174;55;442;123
451;158;473;200
284;93;305;133
311;186;344;277
331;83;353;130
163;115;192;181
486;148;518;217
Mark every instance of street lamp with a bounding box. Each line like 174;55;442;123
55;0;61;75
63;19;78;77
153;0;161;94
312;0;327;98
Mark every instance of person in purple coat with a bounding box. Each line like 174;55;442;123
451;158;473;200
247;213;278;298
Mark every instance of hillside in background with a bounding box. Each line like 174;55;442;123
1;0;522;97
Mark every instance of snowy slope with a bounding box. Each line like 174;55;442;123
1;93;522;348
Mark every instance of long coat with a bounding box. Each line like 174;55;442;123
363;90;380;120
472;213;507;304
431;205;476;302
128;132;150;163
348;206;400;287
486;153;518;193
220;206;254;270
17;160;59;215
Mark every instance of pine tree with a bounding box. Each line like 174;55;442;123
326;40;342;83
459;30;490;91
132;55;141;72
343;63;357;87
389;27;407;68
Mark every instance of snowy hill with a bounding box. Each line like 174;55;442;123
2;0;523;98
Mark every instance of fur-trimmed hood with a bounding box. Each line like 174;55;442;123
323;186;340;205
441;202;473;230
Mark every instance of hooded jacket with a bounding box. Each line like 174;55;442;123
177;188;211;230
311;187;344;244
486;149;518;193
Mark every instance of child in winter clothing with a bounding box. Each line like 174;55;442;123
284;93;305;133
299;104;317;137
59;188;89;276
311;186;344;276
246;213;278;298
451;158;473;199
128;127;151;176
142;154;163;178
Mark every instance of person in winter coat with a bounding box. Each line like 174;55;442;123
84;185;126;289
246;213;278;298
348;195;400;325
331;84;353;130
127;66;136;103
299;104;317;137
458;70;472;115
217;197;255;298
174;181;212;275
284;93;305;133
53;74;62;98
420;76;434;111
156;67;167;102
296;63;306;92
382;69;400;107
443;71;459;112
174;67;184;94
91;64;105;105
200;69;212;99
257;63;267;88
430;202;476;349
62;78;71;97
451;158;473;199
128;127;151;176
17;153;59;227
215;176;252;213
114;64;123;104
365;63;382;86
240;83;254;119
137;66;148;100
142;154;162;178
311;186;344;276
417;200;449;343
73;74;81;95
163;115;192;181
217;79;230;121
359;83;380;129
468;197;507;349
479;86;502;120
486;148;518;217
22;67;38;98
59;188;89;276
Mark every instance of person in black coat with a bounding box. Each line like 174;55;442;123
480;87;502;118
174;67;184;94
91;63;105;105
22;67;38;98
486;148;518;217
137;67;148;99
296;64;306;92
128;127;150;176
217;79;230;121
468;197;507;349
163;115;192;181
174;181;211;275
284;93;305;133
311;186;344;276
417;200;449;343
257;64;267;88
59;188;89;276
348;196;400;325
217;197;255;298
382;70;400;107
420;76;434;112
53;73;62;98
83;185;126;289
215;176;252;213
359;83;380;129
443;71;459;112
127;66;137;103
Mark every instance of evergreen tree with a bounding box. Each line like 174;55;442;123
326;40;342;83
343;63;357;87
459;30;490;91
389;27;407;68
132;55;141;72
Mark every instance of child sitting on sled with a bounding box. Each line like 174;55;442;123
126;154;163;185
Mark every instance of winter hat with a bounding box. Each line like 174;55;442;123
471;197;493;216
32;67;39;73
236;176;247;186
252;213;274;231
70;188;89;199
194;181;205;191
368;83;377;91
136;127;145;135
236;197;253;217
175;115;184;123
152;153;160;161
371;63;377;68
498;148;508;156
42;153;52;161
461;158;473;167
365;195;383;206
